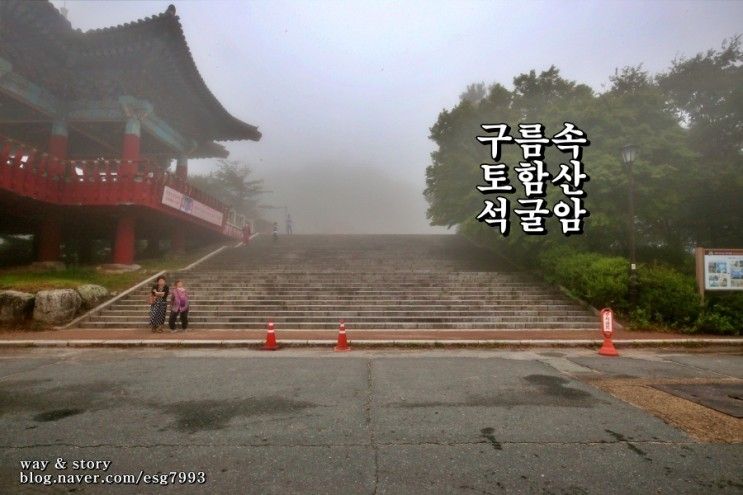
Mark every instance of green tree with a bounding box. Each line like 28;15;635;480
189;160;266;219
424;64;695;261
657;36;743;247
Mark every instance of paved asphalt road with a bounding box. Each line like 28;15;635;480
0;348;741;494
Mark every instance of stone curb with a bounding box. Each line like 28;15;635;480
1;338;741;349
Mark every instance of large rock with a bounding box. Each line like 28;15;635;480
0;290;35;324
76;284;109;310
33;289;82;325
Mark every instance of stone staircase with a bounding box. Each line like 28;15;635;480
77;235;599;330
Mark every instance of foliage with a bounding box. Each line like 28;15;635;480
698;292;743;335
189;160;266;220
535;245;742;334
425;38;741;257
694;311;736;335
424;64;699;258
424;38;742;333
538;245;629;312
634;264;701;329
656;36;743;248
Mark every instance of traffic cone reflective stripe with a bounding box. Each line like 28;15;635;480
334;320;350;352
263;320;279;351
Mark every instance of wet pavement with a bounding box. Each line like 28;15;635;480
0;348;741;494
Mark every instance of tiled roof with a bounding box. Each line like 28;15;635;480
0;1;261;145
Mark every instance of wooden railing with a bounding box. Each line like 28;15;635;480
0;137;239;237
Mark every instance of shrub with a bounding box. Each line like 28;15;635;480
695;311;737;335
496;243;740;334
538;246;628;310
536;245;714;331
696;292;743;335
580;257;630;311
635;264;701;328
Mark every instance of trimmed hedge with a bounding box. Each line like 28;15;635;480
635;264;701;329
536;245;741;335
538;246;629;312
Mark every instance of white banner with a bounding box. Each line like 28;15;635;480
161;186;224;227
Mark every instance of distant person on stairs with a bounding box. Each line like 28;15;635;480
242;223;252;244
169;280;189;332
149;275;169;333
286;214;293;235
273;222;279;241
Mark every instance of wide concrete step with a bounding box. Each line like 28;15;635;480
117;299;575;307
131;289;562;295
172;275;526;280
115;300;585;312
209;268;490;272
79;321;598;330
172;271;523;277
109;303;583;310
175;286;539;292
163;278;535;289
91;315;598;328
100;309;594;317
158;286;545;292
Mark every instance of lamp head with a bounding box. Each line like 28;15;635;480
621;144;638;165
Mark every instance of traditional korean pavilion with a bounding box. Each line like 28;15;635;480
0;1;260;265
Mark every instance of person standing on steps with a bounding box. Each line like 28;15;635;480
242;223;252;244
286;213;293;235
169;279;190;332
149;275;169;333
272;222;279;241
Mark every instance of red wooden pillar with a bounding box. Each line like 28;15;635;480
120;117;140;177
111;117;141;265
37;218;62;262
112;214;136;265
175;155;188;181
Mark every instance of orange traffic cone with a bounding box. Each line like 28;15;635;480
263;320;279;351
334;320;350;352
598;308;619;357
598;334;619;356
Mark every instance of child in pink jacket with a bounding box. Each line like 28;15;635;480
169;280;190;332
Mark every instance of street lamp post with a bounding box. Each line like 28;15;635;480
621;144;639;304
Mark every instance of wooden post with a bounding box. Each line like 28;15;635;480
695;247;705;305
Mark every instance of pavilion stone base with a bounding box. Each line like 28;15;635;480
29;261;66;272
96;263;142;274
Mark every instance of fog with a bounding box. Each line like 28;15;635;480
51;0;743;233
255;162;435;234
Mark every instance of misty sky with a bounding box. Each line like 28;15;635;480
52;0;742;233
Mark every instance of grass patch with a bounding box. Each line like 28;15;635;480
0;243;226;294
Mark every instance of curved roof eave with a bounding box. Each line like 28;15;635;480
71;3;261;142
